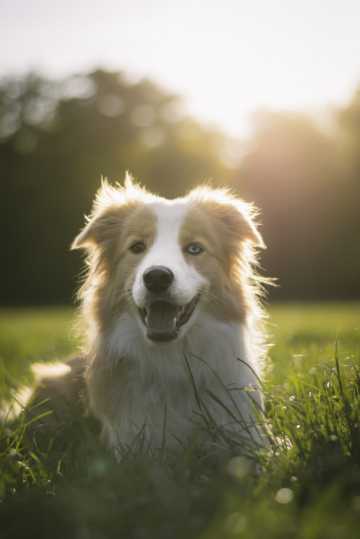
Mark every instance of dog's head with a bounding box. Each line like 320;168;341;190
72;174;264;343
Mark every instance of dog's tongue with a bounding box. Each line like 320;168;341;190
146;302;178;334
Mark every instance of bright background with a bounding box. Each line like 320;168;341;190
1;0;360;305
1;5;360;535
1;0;360;137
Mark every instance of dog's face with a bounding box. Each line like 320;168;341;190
73;175;264;343
130;202;206;342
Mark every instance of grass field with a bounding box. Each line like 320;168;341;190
0;303;360;538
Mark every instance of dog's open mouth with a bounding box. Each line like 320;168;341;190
139;295;199;342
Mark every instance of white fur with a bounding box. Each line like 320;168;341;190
132;201;207;339
98;201;266;455
105;310;265;454
75;180;269;457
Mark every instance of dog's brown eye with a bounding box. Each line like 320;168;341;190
129;242;146;254
186;244;203;255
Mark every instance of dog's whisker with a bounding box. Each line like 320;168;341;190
199;294;218;310
202;290;226;308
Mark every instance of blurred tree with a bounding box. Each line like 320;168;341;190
1;70;360;305
0;70;233;305
335;90;360;299
236;109;360;300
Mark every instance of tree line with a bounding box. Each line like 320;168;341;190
0;69;359;304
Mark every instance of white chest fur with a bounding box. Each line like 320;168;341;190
102;311;264;455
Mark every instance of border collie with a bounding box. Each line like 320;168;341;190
70;173;269;457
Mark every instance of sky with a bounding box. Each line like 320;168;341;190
1;0;360;137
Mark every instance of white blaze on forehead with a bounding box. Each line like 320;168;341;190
149;200;189;255
132;200;207;307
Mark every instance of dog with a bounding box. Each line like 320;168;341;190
69;173;269;458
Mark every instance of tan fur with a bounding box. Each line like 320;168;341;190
180;187;268;352
30;355;86;424
0;355;86;427
70;176;269;450
179;204;250;322
4;175;268;451
73;178;158;339
74;177;265;341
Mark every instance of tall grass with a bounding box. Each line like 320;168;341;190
0;304;360;538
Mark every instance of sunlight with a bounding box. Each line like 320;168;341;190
1;0;359;136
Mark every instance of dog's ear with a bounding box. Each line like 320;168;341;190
71;206;121;250
188;186;265;248
71;173;143;250
222;200;265;248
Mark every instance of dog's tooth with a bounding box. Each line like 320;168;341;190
145;315;149;328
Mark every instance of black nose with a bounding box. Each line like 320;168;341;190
143;266;174;293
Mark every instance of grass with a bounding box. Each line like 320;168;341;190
0;302;360;538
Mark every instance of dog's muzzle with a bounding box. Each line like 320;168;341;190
139;295;200;342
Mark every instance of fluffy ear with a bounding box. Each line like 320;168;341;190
71;173;149;250
188;186;265;248
223;200;265;248
71;206;120;250
71;176;128;250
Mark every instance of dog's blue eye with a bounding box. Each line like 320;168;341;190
129;242;146;254
186;244;203;255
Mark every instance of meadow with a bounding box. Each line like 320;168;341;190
0;302;360;539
